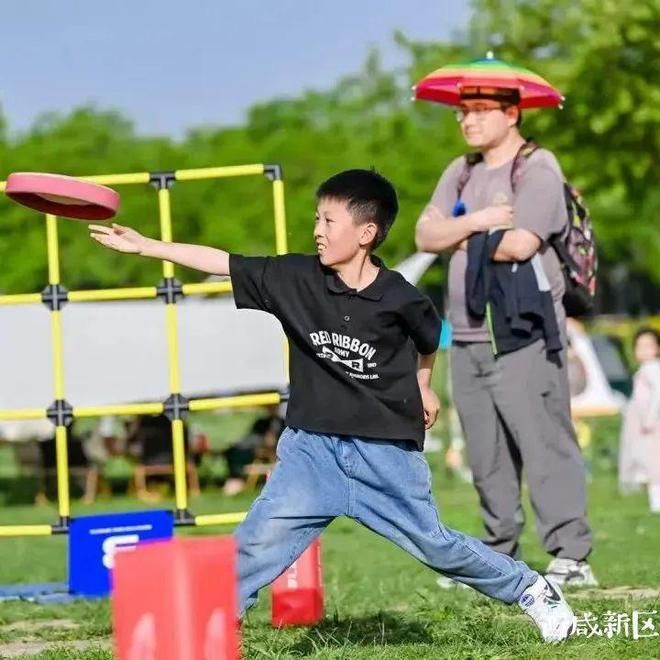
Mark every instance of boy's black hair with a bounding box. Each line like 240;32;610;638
315;169;398;249
634;326;660;345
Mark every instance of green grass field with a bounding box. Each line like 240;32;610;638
0;419;658;659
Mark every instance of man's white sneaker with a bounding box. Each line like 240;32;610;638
436;575;470;590
519;575;575;643
545;558;598;587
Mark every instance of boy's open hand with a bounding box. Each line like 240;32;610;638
420;385;440;430
89;223;146;254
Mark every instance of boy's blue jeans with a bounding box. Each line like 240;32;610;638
235;427;537;614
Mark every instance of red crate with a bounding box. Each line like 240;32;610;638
271;538;324;627
113;535;240;660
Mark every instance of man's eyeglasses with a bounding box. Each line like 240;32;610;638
455;104;510;123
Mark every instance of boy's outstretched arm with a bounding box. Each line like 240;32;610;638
417;351;440;430
89;223;230;276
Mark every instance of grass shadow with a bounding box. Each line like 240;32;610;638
284;610;434;654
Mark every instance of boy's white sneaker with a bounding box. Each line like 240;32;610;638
519;575;575;643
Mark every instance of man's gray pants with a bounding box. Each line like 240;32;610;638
450;339;592;561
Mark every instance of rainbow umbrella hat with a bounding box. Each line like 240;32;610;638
413;52;564;109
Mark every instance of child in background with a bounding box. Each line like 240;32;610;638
619;328;660;512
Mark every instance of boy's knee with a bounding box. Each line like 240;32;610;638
236;506;292;552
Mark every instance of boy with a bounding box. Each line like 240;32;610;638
90;169;574;643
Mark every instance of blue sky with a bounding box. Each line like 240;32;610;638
0;1;469;137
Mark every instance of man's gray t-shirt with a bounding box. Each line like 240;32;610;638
426;148;567;343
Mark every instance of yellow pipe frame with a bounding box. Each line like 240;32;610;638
50;311;65;402
0;293;42;306
195;512;247;526
74;403;164;418
82;172;151;186
46;215;61;287
68;287;157;303
0;408;46;421
165;305;182;396
272;179;288;255
55;425;70;518
181;281;233;296
189;392;282;413
272;179;290;374
175;164;265;181
0;162;287;534
0;525;53;537
155;185;189;511
171;419;188;512
45;214;71;520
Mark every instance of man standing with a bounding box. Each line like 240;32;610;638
415;85;597;586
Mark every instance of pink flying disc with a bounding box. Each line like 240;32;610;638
5;172;120;221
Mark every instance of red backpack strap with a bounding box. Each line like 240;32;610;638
510;139;540;191
456;152;483;199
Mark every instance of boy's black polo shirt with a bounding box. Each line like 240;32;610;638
229;253;440;448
